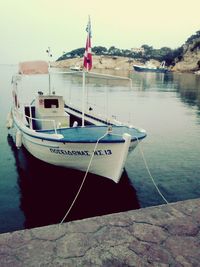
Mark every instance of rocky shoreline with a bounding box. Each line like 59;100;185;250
51;55;200;74
172;37;200;73
51;55;138;71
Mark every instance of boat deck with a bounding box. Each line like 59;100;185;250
36;125;146;143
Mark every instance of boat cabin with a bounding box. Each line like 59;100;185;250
25;93;70;130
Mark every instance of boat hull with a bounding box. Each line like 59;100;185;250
10;100;146;183
133;65;168;73
21;131;136;183
11;112;143;183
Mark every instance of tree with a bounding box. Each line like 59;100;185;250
186;30;200;44
93;46;107;55
108;46;116;54
141;44;153;52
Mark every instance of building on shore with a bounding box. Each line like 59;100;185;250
131;47;145;55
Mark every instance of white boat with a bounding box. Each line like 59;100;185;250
7;17;146;183
69;65;83;71
133;61;169;73
7;60;146;183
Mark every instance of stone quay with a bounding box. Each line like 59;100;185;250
0;198;199;266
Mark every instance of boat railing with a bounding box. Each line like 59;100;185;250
24;114;58;134
15;107;58;134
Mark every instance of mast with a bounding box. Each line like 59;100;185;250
46;47;52;95
82;16;92;127
82;70;86;127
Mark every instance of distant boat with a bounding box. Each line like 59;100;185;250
70;65;83;71
133;61;169;73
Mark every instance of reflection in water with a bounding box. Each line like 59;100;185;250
131;71;200;120
131;71;175;91
7;135;139;230
53;68;132;89
174;73;200;108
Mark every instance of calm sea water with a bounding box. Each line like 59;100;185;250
0;65;200;234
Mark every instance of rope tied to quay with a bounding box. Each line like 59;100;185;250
60;130;109;225
135;136;169;204
60;129;170;226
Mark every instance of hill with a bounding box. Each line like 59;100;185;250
52;55;144;71
172;31;200;73
53;30;200;73
51;55;162;71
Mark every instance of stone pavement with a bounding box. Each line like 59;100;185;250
0;198;199;267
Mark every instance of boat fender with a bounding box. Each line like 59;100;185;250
73;121;78;127
6;112;13;129
16;130;22;149
107;125;112;133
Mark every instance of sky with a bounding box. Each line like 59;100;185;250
0;0;199;64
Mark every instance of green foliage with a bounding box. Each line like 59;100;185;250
186;30;200;45
56;30;199;65
171;46;184;61
190;40;200;52
57;47;85;61
92;46;107;55
56;45;179;65
141;44;153;52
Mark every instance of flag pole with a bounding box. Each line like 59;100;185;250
82;16;92;127
82;70;86;127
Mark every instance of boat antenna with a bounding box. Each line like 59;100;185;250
46;47;52;95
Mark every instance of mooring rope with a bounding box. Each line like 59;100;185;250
135;137;169;204
59;130;169;226
60;131;108;225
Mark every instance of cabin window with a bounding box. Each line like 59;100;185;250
44;99;59;108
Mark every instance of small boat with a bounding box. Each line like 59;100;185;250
7;60;146;183
69;65;83;71
133;61;168;73
7;19;146;183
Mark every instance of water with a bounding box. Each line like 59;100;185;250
0;65;200;234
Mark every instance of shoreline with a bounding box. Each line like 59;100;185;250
51;55;200;74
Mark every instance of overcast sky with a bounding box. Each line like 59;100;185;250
0;0;199;64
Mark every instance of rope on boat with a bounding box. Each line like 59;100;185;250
59;129;169;225
60;131;108;225
109;132;168;204
135;137;169;204
136;138;186;217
